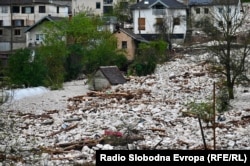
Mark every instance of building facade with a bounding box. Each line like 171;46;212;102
131;0;187;43
0;0;71;55
72;0;121;16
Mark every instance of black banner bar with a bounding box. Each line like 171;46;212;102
96;150;250;166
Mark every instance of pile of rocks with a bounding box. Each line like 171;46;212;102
0;54;249;165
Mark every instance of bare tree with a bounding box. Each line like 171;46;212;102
153;10;184;50
203;0;250;99
113;0;136;24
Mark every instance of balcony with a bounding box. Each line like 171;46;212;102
152;9;166;15
104;0;113;4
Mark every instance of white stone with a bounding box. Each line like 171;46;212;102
82;145;91;153
228;140;235;147
96;144;103;149
92;146;100;150
102;144;113;150
0;145;6;152
127;144;136;150
225;134;235;139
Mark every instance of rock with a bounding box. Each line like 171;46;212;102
127;144;136;150
0;145;6;152
96;144;103;149
82;145;91;153
102;144;113;150
41;119;54;125
228;140;235;147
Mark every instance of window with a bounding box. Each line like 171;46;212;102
12;20;24;26
36;34;44;41
96;2;101;9
122;41;127;49
104;0;113;4
204;8;209;14
227;7;231;13
0;20;2;26
14;29;21;36
39;6;46;13
57;6;59;13
218;21;223;27
173;18;180;26
218;8;223;13
22;6;34;13
218;21;232;28
0;6;8;13
120;1;128;8
155;18;163;31
138;18;145;30
103;6;113;14
0;29;3;36
196;8;200;14
156;18;163;24
12;6;20;13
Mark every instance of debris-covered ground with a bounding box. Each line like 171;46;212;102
0;52;250;165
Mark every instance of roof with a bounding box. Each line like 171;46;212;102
0;0;33;5
99;66;127;85
131;0;187;10
118;28;149;43
0;0;71;6
189;0;240;6
24;15;64;32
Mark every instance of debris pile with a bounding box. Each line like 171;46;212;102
0;54;249;165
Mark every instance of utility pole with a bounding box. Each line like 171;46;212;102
138;6;141;35
213;82;216;150
10;0;13;53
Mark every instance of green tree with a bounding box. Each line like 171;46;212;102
41;12;128;84
129;40;168;76
112;0;136;23
6;48;47;87
64;44;85;81
82;33;127;74
36;44;67;89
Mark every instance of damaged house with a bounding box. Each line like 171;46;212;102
89;66;127;91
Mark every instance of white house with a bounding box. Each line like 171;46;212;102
188;0;243;30
0;0;71;57
72;0;121;16
24;15;65;47
130;0;187;43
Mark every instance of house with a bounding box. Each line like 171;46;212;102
0;0;71;61
188;0;243;30
72;0;121;16
89;66;127;91
114;27;148;60
130;0;187;43
24;15;65;47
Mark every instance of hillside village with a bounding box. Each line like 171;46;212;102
0;0;250;165
1;0;250;63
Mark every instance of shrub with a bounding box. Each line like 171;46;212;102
64;44;85;81
185;101;214;125
216;86;230;113
128;40;168;76
36;44;67;89
82;36;128;74
6;48;47;87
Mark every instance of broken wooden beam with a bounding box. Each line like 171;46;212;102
48;123;78;137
